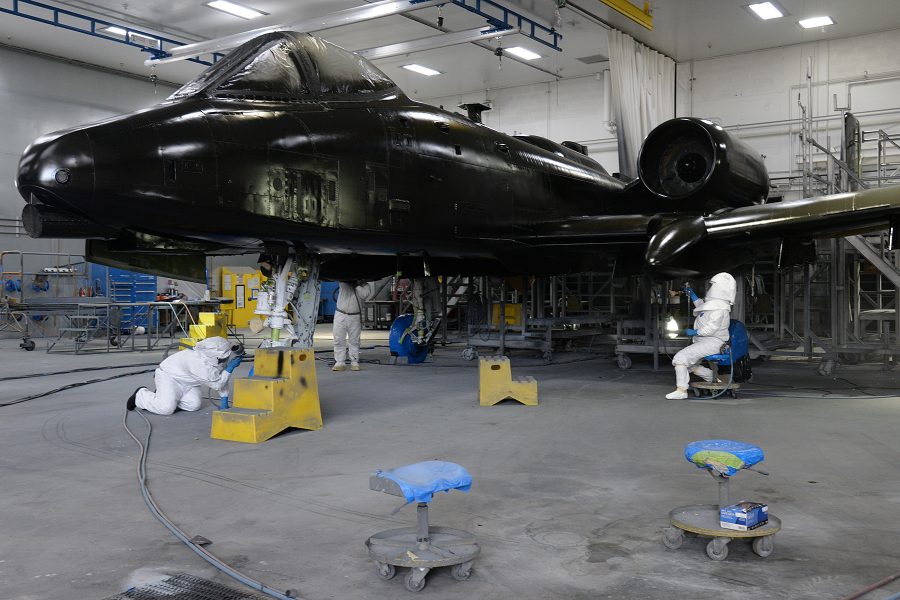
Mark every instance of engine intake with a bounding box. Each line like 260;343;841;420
638;118;769;207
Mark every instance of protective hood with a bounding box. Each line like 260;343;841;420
706;272;736;304
693;272;736;315
192;336;233;363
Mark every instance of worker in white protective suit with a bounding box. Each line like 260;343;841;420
127;336;242;415
332;281;374;372
666;273;736;400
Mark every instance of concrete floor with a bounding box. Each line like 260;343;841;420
2;327;900;600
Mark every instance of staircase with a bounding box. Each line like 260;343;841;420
210;348;323;443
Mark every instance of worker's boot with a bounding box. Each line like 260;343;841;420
665;387;689;400
126;387;146;411
332;363;347;372
350;363;361;371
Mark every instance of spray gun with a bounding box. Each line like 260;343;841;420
683;281;699;302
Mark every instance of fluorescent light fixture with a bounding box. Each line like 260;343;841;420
401;64;442;76
102;26;156;44
205;0;267;19
130;32;158;44
504;46;541;60
747;2;783;20
799;15;834;28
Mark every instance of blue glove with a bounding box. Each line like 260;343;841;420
684;287;699;302
685;328;698;337
225;356;242;373
219;394;230;409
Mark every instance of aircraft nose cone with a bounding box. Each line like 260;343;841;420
17;129;94;209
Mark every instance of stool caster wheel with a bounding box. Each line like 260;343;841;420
752;535;774;558
662;527;683;550
20;338;35;351
451;562;473;581
375;562;396;580
461;347;477;361
616;353;632;370
404;569;427;592
706;538;729;561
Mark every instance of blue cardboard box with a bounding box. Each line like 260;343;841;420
719;501;768;531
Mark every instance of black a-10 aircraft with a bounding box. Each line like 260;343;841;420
16;31;900;286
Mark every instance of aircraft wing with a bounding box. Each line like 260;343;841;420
645;186;900;273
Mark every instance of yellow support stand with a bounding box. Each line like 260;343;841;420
180;312;228;347
478;356;538;406
211;348;323;443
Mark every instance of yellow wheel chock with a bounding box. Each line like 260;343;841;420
478;356;538;406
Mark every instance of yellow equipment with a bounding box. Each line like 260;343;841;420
179;312;228;347
219;267;263;328
478;355;538;406
210;348;323;443
491;303;523;326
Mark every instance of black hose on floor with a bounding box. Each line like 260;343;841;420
0;368;156;407
0;362;160;382
122;409;300;600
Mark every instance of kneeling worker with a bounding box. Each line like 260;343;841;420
127;336;243;415
332;280;374;372
666;272;736;400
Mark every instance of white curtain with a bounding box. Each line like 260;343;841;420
607;29;675;178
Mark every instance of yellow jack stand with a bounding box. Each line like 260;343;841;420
211;348;323;443
478;356;538;406
180;312;228;347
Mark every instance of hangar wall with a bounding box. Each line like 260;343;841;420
0;45;175;255
678;27;900;198
423;74;621;174
426;27;900;193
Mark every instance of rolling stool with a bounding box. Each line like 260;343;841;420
365;460;479;592
663;440;781;561
691;320;750;399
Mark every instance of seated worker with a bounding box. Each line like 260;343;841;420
127;336;242;415
666;272;736;400
332;280;374;372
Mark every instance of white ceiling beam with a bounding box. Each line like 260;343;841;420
144;0;446;66
356;26;519;61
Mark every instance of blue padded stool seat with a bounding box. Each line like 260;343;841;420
372;460;472;504
367;461;479;591
684;439;765;477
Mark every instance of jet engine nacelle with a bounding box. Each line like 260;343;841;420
638;117;769;208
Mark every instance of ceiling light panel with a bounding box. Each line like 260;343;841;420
102;26;127;35
206;1;267;19
504;46;541;60
401;64;442;76
747;2;783;20
798;16;834;28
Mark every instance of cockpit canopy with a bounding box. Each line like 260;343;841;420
169;32;401;101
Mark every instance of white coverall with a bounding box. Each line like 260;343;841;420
135;336;233;415
671;273;736;390
333;281;373;366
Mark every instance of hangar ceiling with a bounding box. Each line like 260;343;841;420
0;0;899;99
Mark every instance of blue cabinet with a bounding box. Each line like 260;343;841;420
89;264;157;331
